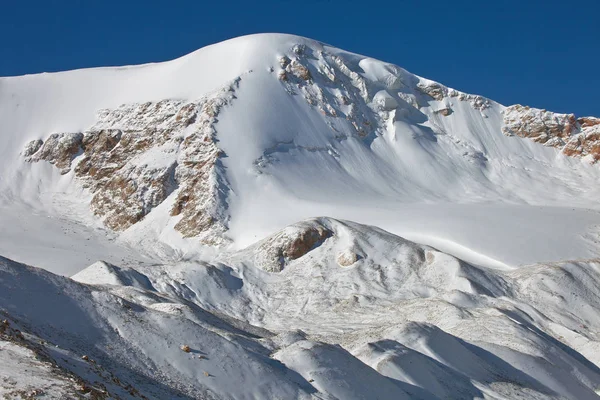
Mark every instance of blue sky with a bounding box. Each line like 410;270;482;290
2;0;598;116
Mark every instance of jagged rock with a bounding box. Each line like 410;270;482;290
22;139;43;157
503;105;600;162
277;46;377;139
288;60;312;81
330;55;370;102
579;116;600;129
91;163;177;231
0;319;8;335
417;81;447;100
29;132;83;174
74;129;123;182
563;118;600;161
418;81;490;111
254;220;333;272
275;44;492;152
502;105;577;143
170;84;237;245
24;81;239;244
318;62;336;82
469;95;491;111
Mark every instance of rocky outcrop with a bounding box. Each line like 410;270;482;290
502;105;600;162
417;81;491;111
502;105;577;144
23;80;239;245
416;81;446;101
253;220;333;272
26;133;83;174
276;47;378;139
275;44;491;152
563;117;600;160
22;139;43;157
170;90;236;245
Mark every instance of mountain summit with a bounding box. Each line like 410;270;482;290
2;34;600;399
3;34;600;270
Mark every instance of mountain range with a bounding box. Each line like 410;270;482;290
1;33;600;399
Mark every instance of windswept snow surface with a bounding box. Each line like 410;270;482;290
3;219;600;399
2;34;600;271
2;33;600;399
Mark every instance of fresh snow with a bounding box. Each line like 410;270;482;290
1;33;600;399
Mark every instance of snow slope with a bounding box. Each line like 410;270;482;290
2;33;600;399
2;33;600;271
3;219;600;399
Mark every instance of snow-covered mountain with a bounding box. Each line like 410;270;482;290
2;33;600;399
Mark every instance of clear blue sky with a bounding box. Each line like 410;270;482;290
2;0;598;116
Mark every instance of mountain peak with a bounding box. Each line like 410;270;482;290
2;34;600;267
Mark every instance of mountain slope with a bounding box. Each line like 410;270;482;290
2;33;600;272
2;33;600;399
3;219;600;399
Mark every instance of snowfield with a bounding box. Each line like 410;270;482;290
2;33;600;399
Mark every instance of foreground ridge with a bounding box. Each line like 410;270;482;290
2;218;600;399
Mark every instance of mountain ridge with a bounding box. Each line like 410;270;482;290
3;33;600;399
4;33;600;270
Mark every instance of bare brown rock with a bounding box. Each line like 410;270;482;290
24;80;239;245
170;87;236;245
254;220;333;272
285;225;331;260
578;116;600;129
417;82;447;101
503;105;600;163
289;61;312;81
418;81;490;111
502;105;577;142
276;48;377;140
30;132;83;174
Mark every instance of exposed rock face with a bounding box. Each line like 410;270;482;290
253;220;333;272
417;81;491;111
23;80;239;245
502;105;600;162
275;44;491;152
563;117;600;160
277;47;378;139
502;105;577;143
22;139;43;157
170;91;236;245
26;133;84;174
417;81;446;101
